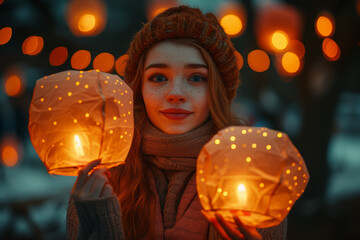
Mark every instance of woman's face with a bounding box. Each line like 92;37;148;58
142;40;210;134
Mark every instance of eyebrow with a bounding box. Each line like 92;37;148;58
144;63;208;71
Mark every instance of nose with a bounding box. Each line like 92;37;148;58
166;78;186;103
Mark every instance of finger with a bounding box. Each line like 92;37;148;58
216;213;245;240
78;168;107;198
207;214;231;240
100;184;114;197
233;214;262;240
74;159;101;190
88;175;107;198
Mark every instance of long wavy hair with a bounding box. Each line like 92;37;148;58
109;39;241;239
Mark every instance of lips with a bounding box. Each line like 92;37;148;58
160;108;193;120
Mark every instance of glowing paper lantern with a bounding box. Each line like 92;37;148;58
197;126;309;228
28;70;134;176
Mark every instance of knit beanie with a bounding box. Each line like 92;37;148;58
124;5;240;101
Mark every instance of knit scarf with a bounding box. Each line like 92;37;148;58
141;119;216;229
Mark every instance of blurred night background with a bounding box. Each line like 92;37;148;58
0;0;359;239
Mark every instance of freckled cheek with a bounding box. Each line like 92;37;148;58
143;88;165;109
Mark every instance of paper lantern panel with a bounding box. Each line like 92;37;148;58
29;70;134;176
197;126;309;228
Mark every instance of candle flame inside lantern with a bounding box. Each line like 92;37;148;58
74;135;84;157
237;183;247;207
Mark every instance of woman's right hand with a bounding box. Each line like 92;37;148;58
71;159;114;201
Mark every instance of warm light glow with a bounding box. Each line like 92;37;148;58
220;14;243;36
93;52;115;72
247;50;270;72
147;0;178;21
4;75;22;97
1;145;18;167
316;15;334;37
78;14;96;32
0;27;12;45
271;31;288;50
255;4;302;53
286;40;305;59
238;183;246;192
0;0;4;5
74;135;85;157
282;52;300;73
22;36;44;55
322;38;341;61
237;183;247;206
66;0;107;36
71;50;91;70
49;47;68;66
153;7;168;18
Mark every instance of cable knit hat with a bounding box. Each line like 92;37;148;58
124;5;240;101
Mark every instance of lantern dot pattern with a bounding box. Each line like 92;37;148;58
29;70;134;176
197;126;309;228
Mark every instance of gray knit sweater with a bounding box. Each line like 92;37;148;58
66;171;287;240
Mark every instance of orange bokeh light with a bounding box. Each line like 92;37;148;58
315;13;335;37
1;145;18;167
22;36;44;55
78;13;96;32
66;0;107;37
286;39;305;59
0;0;4;5
322;38;341;61
255;4;302;53
217;1;246;38
247;50;270;72
4;75;23;97
1;136;21;168
282;52;300;74
0;27;12;45
271;30;288;50
221;14;243;36
115;54;129;76
71;50;91;70
49;47;68;66
93;52;115;72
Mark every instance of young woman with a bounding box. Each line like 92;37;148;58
67;6;287;240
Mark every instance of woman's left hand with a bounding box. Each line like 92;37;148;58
202;211;263;240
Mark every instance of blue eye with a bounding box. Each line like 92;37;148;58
189;75;206;82
149;74;167;82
